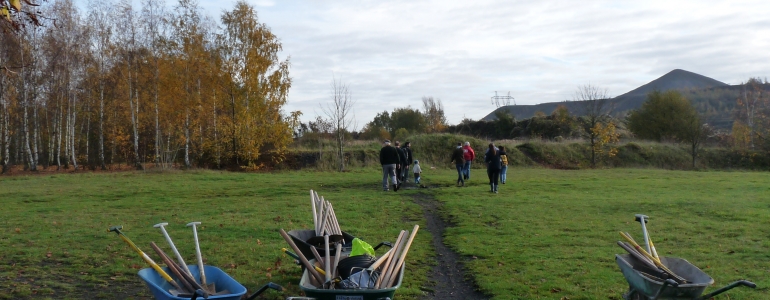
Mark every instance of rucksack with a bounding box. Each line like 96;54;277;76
501;154;508;166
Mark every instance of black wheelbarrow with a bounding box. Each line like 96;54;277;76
616;254;756;300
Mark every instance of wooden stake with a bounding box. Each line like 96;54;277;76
375;230;406;289
310;246;323;264
386;225;419;287
332;243;342;278
324;235;331;282
310;190;318;235
279;229;325;284
367;248;393;272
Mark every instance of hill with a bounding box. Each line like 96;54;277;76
483;69;737;128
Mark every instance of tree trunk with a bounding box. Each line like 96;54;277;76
1;80;8;174
99;81;106;169
56;93;62;169
154;73;160;166
184;109;190;168
70;92;78;170
128;62;142;170
213;93;220;169
18;39;36;172
33;103;40;170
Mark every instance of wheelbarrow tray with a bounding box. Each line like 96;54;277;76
138;265;247;300
288;229;356;259
616;254;713;298
298;260;404;300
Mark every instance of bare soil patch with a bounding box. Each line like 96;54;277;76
412;193;488;300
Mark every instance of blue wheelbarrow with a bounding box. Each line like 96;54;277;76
616;254;756;300
138;265;282;300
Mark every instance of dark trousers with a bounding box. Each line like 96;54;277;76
455;164;464;184
487;168;500;186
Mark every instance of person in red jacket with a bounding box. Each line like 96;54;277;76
462;142;475;180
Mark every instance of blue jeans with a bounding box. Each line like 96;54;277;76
462;161;471;179
382;164;397;190
455;164;464;184
500;165;508;183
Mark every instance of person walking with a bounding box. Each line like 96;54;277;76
451;142;465;186
379;140;400;191
395;141;407;183
499;146;508;184
485;143;502;193
462;142;475;180
412;160;422;184
403;142;413;182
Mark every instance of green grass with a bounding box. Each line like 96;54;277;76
429;167;770;299
2;168;769;299
0;170;431;299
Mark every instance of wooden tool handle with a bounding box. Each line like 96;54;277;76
151;242;194;293
386;225;419;287
332;243;342;278
323;235;331;282
376;230;406;289
279;229;325;284
367;248;392;272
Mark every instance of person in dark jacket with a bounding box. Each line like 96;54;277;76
403;141;413;182
395;141;407;182
451;142;465;186
484;143;502;193
379;140;400;191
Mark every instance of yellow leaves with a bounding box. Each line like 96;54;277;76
591;122;620;158
9;0;21;11
0;7;10;21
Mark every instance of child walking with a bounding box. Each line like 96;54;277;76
412;160;422;184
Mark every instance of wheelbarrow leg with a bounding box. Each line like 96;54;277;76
650;279;678;300
697;280;756;299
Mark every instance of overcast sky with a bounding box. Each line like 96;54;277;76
78;0;770;128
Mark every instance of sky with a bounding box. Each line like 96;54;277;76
77;0;770;129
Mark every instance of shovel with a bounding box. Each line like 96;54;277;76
107;226;187;295
187;222;216;293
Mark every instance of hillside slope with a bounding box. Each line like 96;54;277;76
483;69;734;127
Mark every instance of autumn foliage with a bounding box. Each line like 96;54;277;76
0;0;294;172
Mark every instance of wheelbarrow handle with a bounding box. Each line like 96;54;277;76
650;279;678;300
373;241;392;250
697;280;757;300
245;282;283;300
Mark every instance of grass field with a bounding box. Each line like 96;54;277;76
1;167;769;299
430;167;770;299
0;170;431;299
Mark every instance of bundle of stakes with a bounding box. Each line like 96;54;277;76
617;231;687;284
279;225;419;290
311;190;342;237
278;190;419;290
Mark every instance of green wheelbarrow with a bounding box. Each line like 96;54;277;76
616;254;756;300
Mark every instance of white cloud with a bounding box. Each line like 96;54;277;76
76;0;770;128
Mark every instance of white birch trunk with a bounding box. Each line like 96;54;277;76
70;92;78;170
213;91;220;168
20;42;36;171
184;109;190;168
99;81;105;169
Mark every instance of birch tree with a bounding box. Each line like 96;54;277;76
574;84;613;168
322;77;355;172
87;0;114;170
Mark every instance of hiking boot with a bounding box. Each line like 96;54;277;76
394;184;400;192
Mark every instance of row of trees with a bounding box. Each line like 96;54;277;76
0;0;297;173
358;96;447;140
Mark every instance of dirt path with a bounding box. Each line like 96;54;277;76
412;193;489;300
